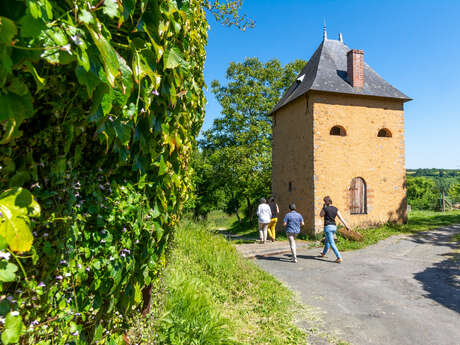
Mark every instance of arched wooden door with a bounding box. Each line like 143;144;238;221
350;177;366;214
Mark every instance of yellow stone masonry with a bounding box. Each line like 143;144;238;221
272;91;407;235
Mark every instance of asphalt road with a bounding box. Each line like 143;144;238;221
255;225;460;345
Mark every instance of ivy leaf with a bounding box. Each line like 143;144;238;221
28;1;42;19
0;236;8;251
0;17;17;45
0;212;33;252
7;78;28;96
0;188;39;252
79;9;93;24
103;0;119;18
18;14;45;38
151;204;160;218
87;26;120;87
158;156;167;175
134;282;142;305
113;120;131;146
1;312;23;344
0;47;13;87
0;262;18;282
164;47;188;70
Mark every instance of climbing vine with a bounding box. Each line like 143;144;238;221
0;0;227;342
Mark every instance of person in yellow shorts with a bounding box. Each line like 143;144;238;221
267;196;279;242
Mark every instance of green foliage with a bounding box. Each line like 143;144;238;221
0;188;39;342
185;150;227;219
406;176;437;210
200;58;306;219
334;210;460;251
0;0;222;342
406;173;460;209
448;183;460;203
155;276;234;345
407;168;460;178
204;0;255;30
0;188;40;252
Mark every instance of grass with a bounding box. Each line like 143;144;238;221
220;209;460;251
129;209;459;344
226;217;310;244
131;212;310;345
335;210;460;251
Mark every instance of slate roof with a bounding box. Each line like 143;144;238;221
270;38;411;114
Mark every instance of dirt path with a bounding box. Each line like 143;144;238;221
255;225;460;345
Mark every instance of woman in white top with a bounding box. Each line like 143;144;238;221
256;198;272;244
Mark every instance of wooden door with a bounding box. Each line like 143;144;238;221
350;177;366;214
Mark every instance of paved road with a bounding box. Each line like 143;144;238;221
255;225;460;345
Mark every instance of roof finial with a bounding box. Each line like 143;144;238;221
323;20;327;40
339;32;343;42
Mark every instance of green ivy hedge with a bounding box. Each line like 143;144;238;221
0;0;207;343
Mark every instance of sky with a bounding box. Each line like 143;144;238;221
201;0;460;169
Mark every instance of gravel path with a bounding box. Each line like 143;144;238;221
255;225;460;345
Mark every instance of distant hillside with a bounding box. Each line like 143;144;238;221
406;169;460;178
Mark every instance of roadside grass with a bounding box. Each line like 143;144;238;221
227;217;310;244
132;214;308;345
222;209;460;251
335;210;460;251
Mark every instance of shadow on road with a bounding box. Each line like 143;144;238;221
412;226;460;314
255;255;293;262
414;252;460;314
406;225;460;249
256;253;337;264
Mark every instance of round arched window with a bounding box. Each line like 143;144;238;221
330;125;347;136
377;128;392;137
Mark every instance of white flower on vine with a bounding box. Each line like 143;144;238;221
0;251;11;260
10;311;19;316
71;35;83;46
60;44;72;55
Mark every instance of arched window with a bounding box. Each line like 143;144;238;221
377;128;392;137
350;177;367;214
330;125;346;136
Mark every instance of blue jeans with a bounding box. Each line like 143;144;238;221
322;225;342;259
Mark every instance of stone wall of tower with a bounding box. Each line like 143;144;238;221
310;91;407;233
272;95;314;233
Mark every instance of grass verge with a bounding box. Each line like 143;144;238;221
131;214;307;344
335;210;460;251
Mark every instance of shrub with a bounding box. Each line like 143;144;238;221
0;0;207;342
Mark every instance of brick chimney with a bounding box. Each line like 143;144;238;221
347;49;364;88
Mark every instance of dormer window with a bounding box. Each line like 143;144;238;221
377;128;392;137
330;125;347;136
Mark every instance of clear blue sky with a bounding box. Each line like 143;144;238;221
202;0;460;169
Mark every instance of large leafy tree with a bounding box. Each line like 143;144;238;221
200;58;306;219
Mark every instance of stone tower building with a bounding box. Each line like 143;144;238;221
270;33;411;234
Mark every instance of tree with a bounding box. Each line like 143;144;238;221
406;176;437;210
200;58;306;219
185;150;227;219
448;181;460;203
